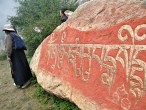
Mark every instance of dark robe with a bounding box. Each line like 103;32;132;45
61;15;68;23
10;49;32;86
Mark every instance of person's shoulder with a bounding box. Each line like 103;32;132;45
9;32;19;37
61;15;68;23
64;15;68;19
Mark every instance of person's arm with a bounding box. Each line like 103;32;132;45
5;34;12;58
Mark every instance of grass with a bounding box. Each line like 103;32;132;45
31;76;80;110
0;51;7;61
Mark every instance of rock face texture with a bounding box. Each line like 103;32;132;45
30;0;146;110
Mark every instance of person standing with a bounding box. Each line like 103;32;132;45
3;24;32;89
60;8;68;23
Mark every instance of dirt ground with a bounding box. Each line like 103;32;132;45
0;60;49;110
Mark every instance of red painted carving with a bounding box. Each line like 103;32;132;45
38;17;146;110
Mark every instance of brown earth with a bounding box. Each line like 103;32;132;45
0;60;49;110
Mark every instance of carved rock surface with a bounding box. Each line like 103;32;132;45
30;0;146;110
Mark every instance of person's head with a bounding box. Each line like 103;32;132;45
2;24;15;34
60;8;68;17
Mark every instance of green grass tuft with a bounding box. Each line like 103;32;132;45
31;76;80;110
0;51;7;61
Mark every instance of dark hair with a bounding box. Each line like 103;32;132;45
61;8;68;15
4;30;11;34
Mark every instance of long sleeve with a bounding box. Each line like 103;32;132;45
5;34;12;57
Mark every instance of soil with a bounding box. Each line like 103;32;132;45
0;60;49;110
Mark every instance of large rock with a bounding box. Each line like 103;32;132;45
30;0;146;110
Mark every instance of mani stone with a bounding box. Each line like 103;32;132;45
30;0;146;110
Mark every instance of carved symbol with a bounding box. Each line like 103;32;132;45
118;24;146;44
112;84;131;110
135;24;146;41
118;25;135;44
121;98;131;110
